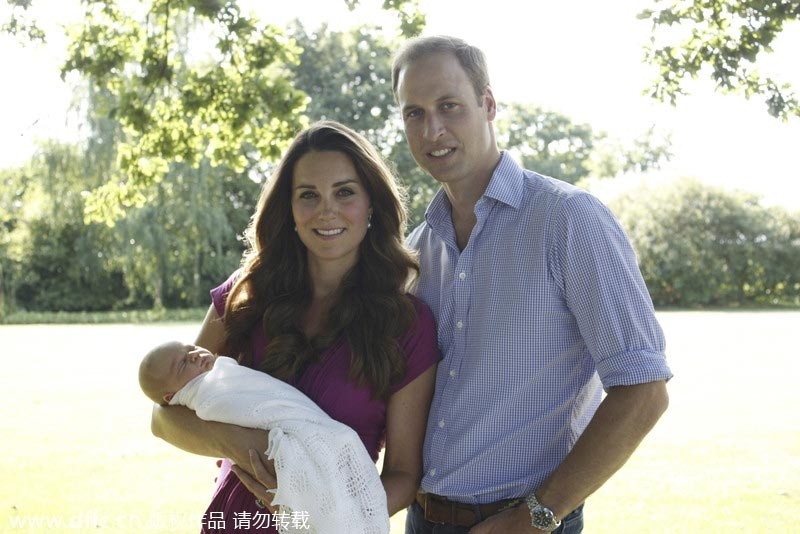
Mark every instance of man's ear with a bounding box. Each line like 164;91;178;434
483;86;497;121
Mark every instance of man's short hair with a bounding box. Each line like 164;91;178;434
391;35;490;103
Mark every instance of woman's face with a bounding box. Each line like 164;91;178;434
291;150;373;273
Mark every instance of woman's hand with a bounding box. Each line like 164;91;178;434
231;449;279;513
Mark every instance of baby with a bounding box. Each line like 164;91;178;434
139;341;217;404
139;341;389;534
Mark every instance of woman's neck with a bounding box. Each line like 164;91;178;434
302;295;331;338
307;260;351;300
303;255;355;336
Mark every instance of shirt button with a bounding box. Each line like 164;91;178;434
449;369;457;378
438;419;445;428
456;321;463;329
459;272;466;280
429;468;437;477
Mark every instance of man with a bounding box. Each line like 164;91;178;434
392;35;672;533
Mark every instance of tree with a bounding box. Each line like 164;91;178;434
3;142;128;312
344;0;425;40
15;219;128;311
113;162;256;309
640;0;800;120
496;103;595;185
0;164;32;316
585;126;673;180
1;0;45;43
289;22;396;147
3;0;426;43
1;71;261;312
3;0;425;225
495;103;672;185
61;1;307;224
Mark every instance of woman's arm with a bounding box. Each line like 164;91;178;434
151;404;269;468
194;303;227;355
380;365;436;515
150;304;271;472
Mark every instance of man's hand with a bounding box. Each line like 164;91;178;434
231;449;279;513
469;505;542;534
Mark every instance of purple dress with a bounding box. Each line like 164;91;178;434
200;273;440;533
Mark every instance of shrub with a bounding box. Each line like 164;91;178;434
610;178;800;307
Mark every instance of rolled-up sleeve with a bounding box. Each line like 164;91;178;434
552;193;672;388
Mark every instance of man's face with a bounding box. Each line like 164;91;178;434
396;52;496;187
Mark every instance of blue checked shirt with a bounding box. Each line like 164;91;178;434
407;152;672;504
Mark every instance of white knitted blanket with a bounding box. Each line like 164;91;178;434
170;357;389;534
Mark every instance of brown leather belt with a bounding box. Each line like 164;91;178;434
415;491;520;527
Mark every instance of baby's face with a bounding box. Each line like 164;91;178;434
157;342;217;394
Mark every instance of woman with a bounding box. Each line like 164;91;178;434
151;121;439;532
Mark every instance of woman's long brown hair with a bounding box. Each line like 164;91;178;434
222;121;420;399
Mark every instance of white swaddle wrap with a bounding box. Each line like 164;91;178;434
170;357;389;534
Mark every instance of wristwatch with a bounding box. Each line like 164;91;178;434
525;493;561;532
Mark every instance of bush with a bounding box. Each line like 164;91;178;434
0;307;207;324
15;220;128;311
610;178;800;307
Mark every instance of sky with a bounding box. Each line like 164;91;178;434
2;0;799;210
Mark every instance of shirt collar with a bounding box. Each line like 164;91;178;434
483;151;525;210
424;151;525;228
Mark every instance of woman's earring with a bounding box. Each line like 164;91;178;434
294;225;298;232
367;215;372;229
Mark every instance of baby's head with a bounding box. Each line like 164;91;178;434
139;341;217;404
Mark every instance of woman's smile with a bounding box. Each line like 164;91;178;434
314;227;345;237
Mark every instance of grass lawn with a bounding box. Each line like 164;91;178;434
2;312;798;532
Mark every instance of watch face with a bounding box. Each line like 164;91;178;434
532;506;558;529
526;495;560;531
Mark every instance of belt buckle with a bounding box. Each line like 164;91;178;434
424;493;449;525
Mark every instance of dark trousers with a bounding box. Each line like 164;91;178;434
404;501;584;534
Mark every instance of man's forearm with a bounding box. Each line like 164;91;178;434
535;380;669;520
